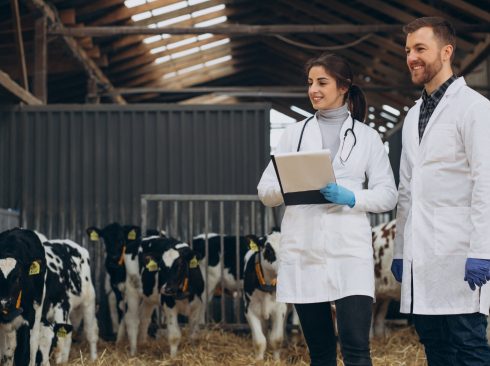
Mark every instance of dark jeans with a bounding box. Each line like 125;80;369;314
294;295;373;366
413;313;490;366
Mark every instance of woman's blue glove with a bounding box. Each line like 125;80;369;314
320;183;356;208
464;258;490;290
391;259;403;283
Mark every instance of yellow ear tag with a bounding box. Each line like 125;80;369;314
57;326;67;338
29;261;41;275
90;231;99;241
249;240;259;252
146;259;158;272
128;230;136;241
189;256;199;269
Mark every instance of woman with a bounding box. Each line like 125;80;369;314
257;53;397;366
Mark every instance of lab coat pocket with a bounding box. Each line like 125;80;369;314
426;125;456;162
434;206;471;256
280;206;325;264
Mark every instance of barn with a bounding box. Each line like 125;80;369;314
0;0;489;365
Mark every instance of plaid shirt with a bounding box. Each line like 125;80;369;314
418;75;457;142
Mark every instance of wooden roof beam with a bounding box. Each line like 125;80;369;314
360;0;474;51
26;0;126;104
11;0;29;90
51;23;489;37
440;0;490;23
0;69;42;105
457;34;490;76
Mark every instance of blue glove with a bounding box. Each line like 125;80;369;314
320;183;356;208
391;259;403;283
464;258;490;291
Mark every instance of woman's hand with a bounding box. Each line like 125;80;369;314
320;183;356;208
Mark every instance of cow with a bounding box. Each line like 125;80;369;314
86;223;140;341
192;234;250;306
371;219;400;338
35;238;98;364
123;235;205;357
243;230;287;360
0;228;47;366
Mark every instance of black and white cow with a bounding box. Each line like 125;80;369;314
35;237;98;365
86;223;140;340
0;228;47;366
243;231;286;360
192;234;250;305
123;235;204;356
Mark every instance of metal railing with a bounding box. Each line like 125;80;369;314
141;194;277;328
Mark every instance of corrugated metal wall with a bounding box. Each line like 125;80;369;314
0;103;270;242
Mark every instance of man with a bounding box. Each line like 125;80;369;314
391;17;490;365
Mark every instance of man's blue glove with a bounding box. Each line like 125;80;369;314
464;258;490;291
391;259;403;283
320;183;356;208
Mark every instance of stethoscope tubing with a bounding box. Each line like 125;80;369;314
296;115;357;162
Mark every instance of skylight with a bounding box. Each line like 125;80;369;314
162;54;232;79
194;16;227;27
290;105;313;118
125;0;231;84
382;104;401;116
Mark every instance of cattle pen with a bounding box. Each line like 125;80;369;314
1;0;489;364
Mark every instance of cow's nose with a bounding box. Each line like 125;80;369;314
162;286;176;295
0;299;11;308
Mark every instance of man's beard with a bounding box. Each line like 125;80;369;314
411;56;443;86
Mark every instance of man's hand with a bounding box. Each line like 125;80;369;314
464;258;490;290
391;259;403;283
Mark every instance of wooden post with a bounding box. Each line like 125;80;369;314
86;77;100;103
33;15;47;103
10;0;28;90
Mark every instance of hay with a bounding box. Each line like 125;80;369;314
69;324;426;365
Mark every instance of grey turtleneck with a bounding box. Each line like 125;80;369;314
316;104;349;157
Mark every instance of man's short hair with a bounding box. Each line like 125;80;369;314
404;17;456;61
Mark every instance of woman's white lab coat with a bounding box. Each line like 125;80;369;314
394;77;490;315
258;112;397;303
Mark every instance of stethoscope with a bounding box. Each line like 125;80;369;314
296;115;357;165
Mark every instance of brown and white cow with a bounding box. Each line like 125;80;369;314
371;219;400;338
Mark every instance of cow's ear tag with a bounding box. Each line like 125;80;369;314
90;231;99;241
29;261;41;275
128;229;136;241
57;326;67;338
146;259;158;272
249;239;259;252
189;256;199;269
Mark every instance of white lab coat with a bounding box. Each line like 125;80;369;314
258;113;397;303
394;77;490;315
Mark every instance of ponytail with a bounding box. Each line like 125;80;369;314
348;84;367;122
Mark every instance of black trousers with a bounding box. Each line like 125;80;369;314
413;313;490;366
294;295;373;366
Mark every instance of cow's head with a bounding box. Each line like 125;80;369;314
160;244;203;300
257;230;281;274
0;257;24;321
0;229;45;322
86;223;140;266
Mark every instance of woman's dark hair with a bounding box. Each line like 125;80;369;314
305;53;367;122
